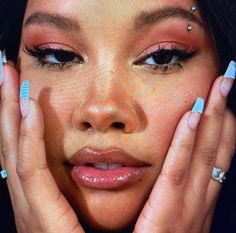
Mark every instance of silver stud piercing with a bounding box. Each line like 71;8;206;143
187;24;192;31
186;5;197;32
190;5;197;14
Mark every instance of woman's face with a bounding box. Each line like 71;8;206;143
19;0;219;231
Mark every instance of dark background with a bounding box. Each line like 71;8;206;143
1;155;236;233
0;1;236;232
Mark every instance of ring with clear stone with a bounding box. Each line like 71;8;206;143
0;169;7;179
211;167;227;184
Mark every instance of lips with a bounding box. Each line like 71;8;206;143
68;147;150;190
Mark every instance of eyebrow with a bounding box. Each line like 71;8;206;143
134;6;203;30
24;12;80;31
24;7;202;32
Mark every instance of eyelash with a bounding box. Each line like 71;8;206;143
24;45;198;74
24;46;84;71
134;47;198;74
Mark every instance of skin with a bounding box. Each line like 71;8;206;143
0;0;235;232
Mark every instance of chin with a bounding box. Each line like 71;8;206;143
52;160;158;232
61;181;153;232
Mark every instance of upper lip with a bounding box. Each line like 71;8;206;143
68;147;150;167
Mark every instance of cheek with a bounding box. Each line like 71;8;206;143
134;70;215;163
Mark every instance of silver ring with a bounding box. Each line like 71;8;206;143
0;169;7;179
211;167;226;184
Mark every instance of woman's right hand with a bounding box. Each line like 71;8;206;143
0;63;84;233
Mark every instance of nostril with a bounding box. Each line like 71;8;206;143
81;122;92;129
112;122;125;129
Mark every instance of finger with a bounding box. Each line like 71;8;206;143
18;97;83;232
135;99;204;231
206;109;236;205
0;63;28;210
187;75;232;199
202;202;216;233
158;101;204;195
7;60;16;68
187;62;235;213
0;64;19;173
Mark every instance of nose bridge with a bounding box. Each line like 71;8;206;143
71;65;140;133
89;47;126;100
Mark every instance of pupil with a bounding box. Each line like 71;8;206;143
54;51;75;62
153;50;173;64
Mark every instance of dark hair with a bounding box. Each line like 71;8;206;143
0;0;236;114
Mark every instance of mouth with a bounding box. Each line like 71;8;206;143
67;147;150;190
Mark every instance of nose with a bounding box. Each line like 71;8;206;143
71;87;139;133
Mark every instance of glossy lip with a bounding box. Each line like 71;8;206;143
68;147;150;190
68;147;149;167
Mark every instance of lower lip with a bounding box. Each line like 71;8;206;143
71;165;147;190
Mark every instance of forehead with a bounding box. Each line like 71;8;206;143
23;0;204;36
25;0;197;21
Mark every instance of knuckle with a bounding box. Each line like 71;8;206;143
1;97;19;106
38;162;49;172
210;103;224;117
20;127;33;140
181;142;193;152
196;146;217;166
17;168;34;183
1;139;9;160
161;169;186;186
170;141;193;153
20;127;44;143
16;158;34;182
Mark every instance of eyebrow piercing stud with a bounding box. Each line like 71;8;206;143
190;5;197;14
187;24;192;31
187;5;197;32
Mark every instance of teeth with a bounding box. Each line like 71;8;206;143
93;163;123;170
94;163;108;170
108;163;122;169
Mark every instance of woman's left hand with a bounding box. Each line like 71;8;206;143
134;73;236;233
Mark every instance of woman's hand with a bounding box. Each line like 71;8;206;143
0;63;84;233
134;65;236;233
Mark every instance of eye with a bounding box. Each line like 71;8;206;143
134;48;198;74
45;51;78;64
24;46;84;71
145;50;178;65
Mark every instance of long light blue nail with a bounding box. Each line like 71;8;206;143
0;51;4;81
1;169;7;179
0;50;7;85
2;50;7;63
192;97;205;113
224;60;236;79
20;80;30;100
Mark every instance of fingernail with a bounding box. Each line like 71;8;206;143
224;60;236;78
188;97;205;130
0;50;7;86
220;61;236;97
192;97;204;113
20;80;30;118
